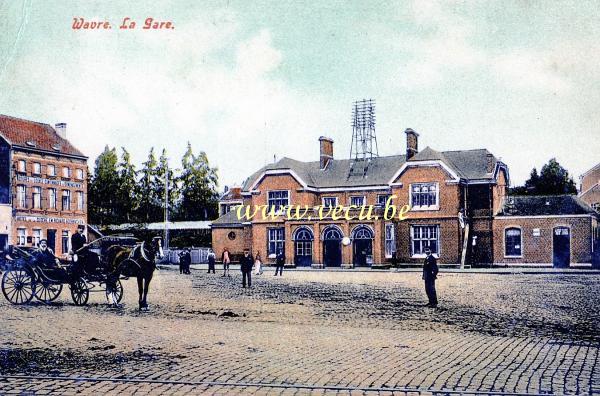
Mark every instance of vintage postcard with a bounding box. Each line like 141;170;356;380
0;1;599;395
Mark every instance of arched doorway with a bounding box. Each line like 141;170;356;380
322;226;343;267
293;227;314;267
352;225;374;267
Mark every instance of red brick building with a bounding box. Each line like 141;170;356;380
579;163;600;212
212;129;599;268
0;115;88;258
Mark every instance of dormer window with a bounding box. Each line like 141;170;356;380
25;141;36;147
52;144;61;151
410;183;439;210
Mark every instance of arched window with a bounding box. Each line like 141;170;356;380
352;225;374;240
293;227;314;241
505;227;522;257
323;226;343;240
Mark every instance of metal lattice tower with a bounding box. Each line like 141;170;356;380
349;99;378;178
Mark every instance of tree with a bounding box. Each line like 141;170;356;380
175;142;219;221
116;148;138;223
88;146;120;225
510;158;577;195
135;148;161;223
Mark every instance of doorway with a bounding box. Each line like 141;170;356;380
553;227;570;268
352;225;374;267
322;227;342;267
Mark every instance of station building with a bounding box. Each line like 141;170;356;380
212;129;599;268
0;114;88;258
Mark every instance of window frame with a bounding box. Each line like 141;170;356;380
47;164;56;177
267;227;285;256
322;196;338;208
32;186;42;209
76;168;84;180
350;195;366;207
385;223;396;258
17;185;26;208
377;194;391;207
17;160;26;173
62;166;71;178
17;228;27;246
267;190;290;213
33;162;41;175
48;188;57;209
61;230;70;254
32;229;42;247
409;182;440;211
62;190;71;211
504;227;523;258
410;224;440;258
77;191;84;211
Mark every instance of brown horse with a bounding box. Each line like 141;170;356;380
105;236;163;310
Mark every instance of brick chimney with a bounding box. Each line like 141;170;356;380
55;123;67;139
405;128;419;160
319;136;334;170
486;153;494;173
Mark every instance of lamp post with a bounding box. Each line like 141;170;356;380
164;163;169;253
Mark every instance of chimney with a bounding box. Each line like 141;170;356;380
405;128;419;160
486;153;494;173
319;136;334;170
55;123;67;139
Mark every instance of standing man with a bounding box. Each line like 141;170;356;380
274;249;285;276
70;224;87;275
222;248;231;277
240;249;253;288
207;249;216;274
422;247;439;308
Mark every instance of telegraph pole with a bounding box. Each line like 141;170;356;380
164;163;169;252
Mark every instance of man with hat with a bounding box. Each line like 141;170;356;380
240;249;254;288
422;247;439;308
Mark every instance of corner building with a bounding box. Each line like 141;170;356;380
0;115;88;258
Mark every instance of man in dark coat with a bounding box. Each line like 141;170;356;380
274;249;285;276
70;224;88;274
240;249;253;288
207;249;216;274
422;247;439;307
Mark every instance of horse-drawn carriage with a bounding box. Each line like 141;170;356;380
1;236;139;306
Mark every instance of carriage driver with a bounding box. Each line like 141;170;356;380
70;224;89;274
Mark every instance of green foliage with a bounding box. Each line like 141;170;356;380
88;144;219;225
510;158;577;195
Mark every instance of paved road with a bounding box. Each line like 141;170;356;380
0;268;598;395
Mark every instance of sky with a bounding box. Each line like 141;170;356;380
0;0;599;188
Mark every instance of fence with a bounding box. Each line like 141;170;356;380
163;248;212;264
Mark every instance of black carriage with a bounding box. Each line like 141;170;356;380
1;236;138;306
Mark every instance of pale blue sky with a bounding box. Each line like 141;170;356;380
1;0;599;188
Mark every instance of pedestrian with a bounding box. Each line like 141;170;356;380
207;249;216;274
254;251;263;275
178;249;188;274
274;249;285;276
241;249;253;288
422;247;439;308
221;248;231;277
184;248;192;274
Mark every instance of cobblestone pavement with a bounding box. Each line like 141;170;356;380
0;268;598;395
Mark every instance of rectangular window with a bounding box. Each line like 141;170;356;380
32;186;41;209
33;162;41;175
385;223;396;258
17;160;26;173
48;188;57;209
17;228;26;246
62;230;70;254
62;190;71;211
410;183;439;210
47;164;56;177
76;169;84;180
267;228;285;255
410;225;439;256
322;196;338;208
350;196;365;206
267;191;289;212
77;191;84;211
296;241;312;256
32;229;41;246
62;167;70;178
17;185;26;208
378;194;391;206
505;228;522;257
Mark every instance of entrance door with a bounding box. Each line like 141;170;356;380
322;227;342;267
352;226;374;267
294;227;313;267
47;229;57;253
0;234;7;252
553;227;570;268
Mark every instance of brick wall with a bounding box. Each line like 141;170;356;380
492;216;593;264
581;166;600;193
211;226;252;262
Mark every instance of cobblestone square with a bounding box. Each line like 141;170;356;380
1;267;599;395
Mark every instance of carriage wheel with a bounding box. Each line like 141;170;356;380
106;279;123;304
2;269;35;305
70;279;89;306
34;282;63;303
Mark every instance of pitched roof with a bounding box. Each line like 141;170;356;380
497;195;597;217
241;148;500;191
0;114;86;158
211;209;250;227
